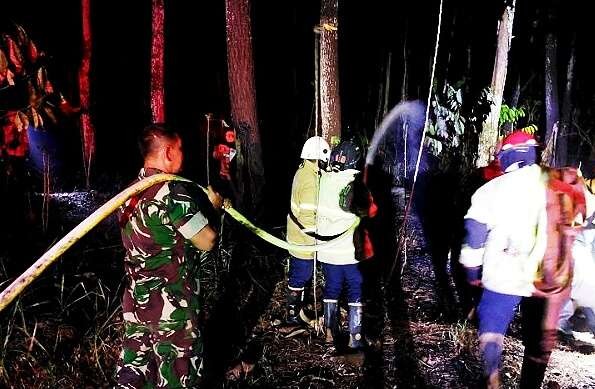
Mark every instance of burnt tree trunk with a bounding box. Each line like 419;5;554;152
477;1;516;167
225;0;265;217
150;0;165;123
557;35;575;167
79;0;95;188
544;32;560;166
320;0;341;145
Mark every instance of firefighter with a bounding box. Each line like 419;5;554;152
459;131;593;389
317;138;370;351
285;136;330;325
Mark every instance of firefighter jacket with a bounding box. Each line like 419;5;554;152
287;160;321;259
316;169;359;265
460;164;595;297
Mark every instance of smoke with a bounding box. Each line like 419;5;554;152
365;100;427;167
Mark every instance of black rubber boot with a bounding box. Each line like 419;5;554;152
519;355;548;389
324;300;339;343
348;304;365;349
285;288;303;326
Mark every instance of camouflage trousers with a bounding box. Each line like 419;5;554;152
116;319;203;388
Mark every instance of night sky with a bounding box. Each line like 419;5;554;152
3;0;594;218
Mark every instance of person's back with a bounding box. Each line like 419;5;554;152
461;163;547;297
316;168;359;264
119;167;207;325
116;124;222;388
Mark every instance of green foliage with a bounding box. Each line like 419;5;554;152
499;104;526;126
425;82;492;171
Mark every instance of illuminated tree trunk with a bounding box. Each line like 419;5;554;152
319;0;341;145
151;0;165;123
557;36;575;167
544;32;560;166
477;1;515;167
79;0;95;188
225;0;265;217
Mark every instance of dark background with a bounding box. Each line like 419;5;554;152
2;0;594;220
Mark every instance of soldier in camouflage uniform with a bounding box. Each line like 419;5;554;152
117;124;223;388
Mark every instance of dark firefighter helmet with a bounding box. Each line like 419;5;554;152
330;138;363;171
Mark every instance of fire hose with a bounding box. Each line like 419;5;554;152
0;174;359;312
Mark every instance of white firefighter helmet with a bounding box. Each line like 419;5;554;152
300;136;330;161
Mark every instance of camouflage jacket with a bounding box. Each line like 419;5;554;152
119;168;209;326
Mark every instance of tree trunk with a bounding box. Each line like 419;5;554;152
503;73;521;133
544;32;560;166
319;0;341;145
401;24;409;102
383;51;392;116
477;1;516;167
557;35;575;167
150;0;165;123
79;0;94;188
225;0;265;218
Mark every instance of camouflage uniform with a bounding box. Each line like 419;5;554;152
117;168;209;388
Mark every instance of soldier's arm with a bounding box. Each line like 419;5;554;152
189;225;217;251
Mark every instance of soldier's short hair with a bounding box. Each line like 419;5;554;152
138;123;180;158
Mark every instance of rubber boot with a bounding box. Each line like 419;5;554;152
518;355;549;389
324;300;339;344
285;288;303;326
348;304;365;349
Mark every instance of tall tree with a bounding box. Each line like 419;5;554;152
319;0;341;145
557;35;575;167
476;1;516;167
150;0;165;123
79;0;95;188
225;0;265;217
543;31;560;165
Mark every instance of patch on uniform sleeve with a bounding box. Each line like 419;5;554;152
177;212;208;239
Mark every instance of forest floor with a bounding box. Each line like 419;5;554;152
1;187;595;388
217;190;595;389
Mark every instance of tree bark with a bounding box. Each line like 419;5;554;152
150;0;165;123
225;0;265;218
503;73;521;134
401;24;409;102
544;32;560;166
79;0;95;188
477;1;516;167
319;0;341;145
557;35;574;167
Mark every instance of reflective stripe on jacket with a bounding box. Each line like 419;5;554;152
287;160;320;259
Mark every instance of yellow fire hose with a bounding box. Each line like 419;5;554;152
0;174;358;312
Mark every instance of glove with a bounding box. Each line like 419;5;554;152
465;266;482;287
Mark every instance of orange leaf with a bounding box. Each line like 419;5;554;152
30;107;40;128
17;112;29;132
6;37;24;74
37;67;45;88
13;112;23;131
7;69;15;86
28;41;38;62
45;80;54;94
0;49;7;84
15;24;29;46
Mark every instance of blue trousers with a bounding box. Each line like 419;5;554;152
321;263;363;304
288;257;313;290
477;288;568;379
